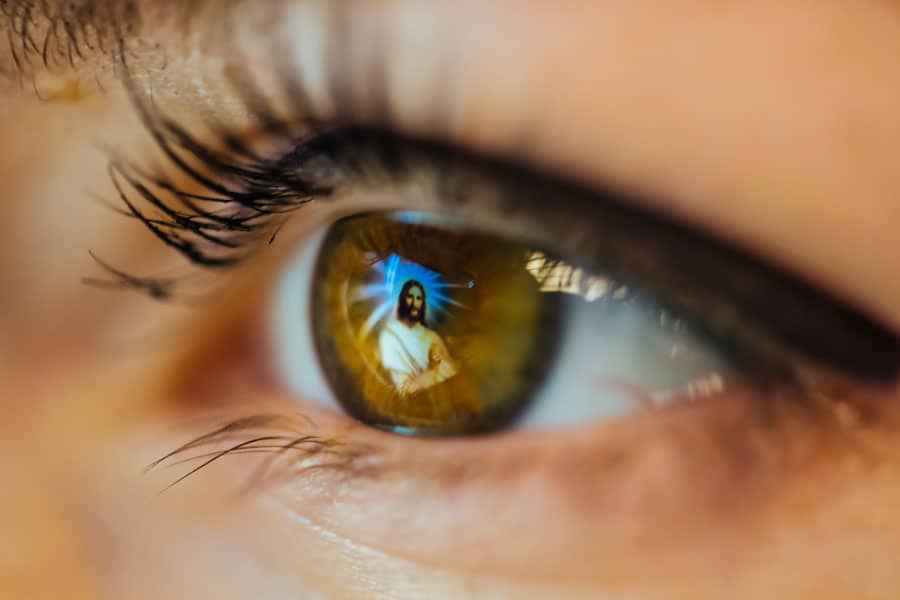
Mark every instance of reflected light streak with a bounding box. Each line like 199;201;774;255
356;254;469;338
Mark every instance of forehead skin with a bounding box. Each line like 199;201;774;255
2;1;900;599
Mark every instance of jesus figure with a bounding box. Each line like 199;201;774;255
378;279;458;395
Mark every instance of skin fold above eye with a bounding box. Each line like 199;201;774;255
4;2;900;599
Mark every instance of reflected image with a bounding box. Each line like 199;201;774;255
379;279;458;395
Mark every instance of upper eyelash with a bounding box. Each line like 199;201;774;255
85;66;344;300
88;49;396;295
90;53;900;384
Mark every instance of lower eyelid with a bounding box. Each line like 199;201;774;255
151;372;894;582
139;180;900;579
257;389;772;581
317;390;894;580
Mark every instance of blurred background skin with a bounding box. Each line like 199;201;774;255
3;1;900;598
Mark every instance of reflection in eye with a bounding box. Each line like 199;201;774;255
310;212;563;436
276;211;742;437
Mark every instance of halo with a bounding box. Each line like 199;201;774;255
352;253;469;338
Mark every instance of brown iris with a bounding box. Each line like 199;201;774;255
311;212;562;436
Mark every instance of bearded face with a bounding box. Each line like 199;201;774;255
398;281;427;325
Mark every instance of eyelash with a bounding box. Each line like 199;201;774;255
102;106;325;270
146;414;377;493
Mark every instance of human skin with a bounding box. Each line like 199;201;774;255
2;1;900;598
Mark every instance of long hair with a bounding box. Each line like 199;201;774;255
397;279;427;325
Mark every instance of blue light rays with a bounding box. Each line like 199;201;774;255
352;253;470;338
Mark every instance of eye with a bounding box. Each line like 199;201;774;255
111;107;899;441
274;210;753;437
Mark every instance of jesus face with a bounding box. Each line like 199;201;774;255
404;285;425;323
396;279;428;326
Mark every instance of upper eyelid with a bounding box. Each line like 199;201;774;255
63;2;900;378
99;73;900;387
297;132;900;384
102;1;900;340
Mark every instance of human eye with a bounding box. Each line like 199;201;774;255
268;136;899;438
283;210;737;436
133;101;900;589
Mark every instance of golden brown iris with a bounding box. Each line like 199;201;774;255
312;212;561;436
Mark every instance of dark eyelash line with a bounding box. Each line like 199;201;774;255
82;4;418;296
85;72;334;300
86;41;399;297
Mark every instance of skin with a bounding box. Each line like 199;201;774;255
2;1;900;598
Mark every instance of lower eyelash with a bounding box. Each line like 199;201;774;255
148;377;889;515
146;413;379;493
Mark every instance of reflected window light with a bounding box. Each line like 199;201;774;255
525;251;613;301
650;372;726;406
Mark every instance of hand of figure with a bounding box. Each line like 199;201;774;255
400;374;423;395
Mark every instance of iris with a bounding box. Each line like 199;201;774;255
311;212;561;435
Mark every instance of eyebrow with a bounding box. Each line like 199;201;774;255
0;1;129;76
0;0;241;81
1;0;353;113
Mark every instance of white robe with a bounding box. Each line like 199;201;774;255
378;319;457;393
